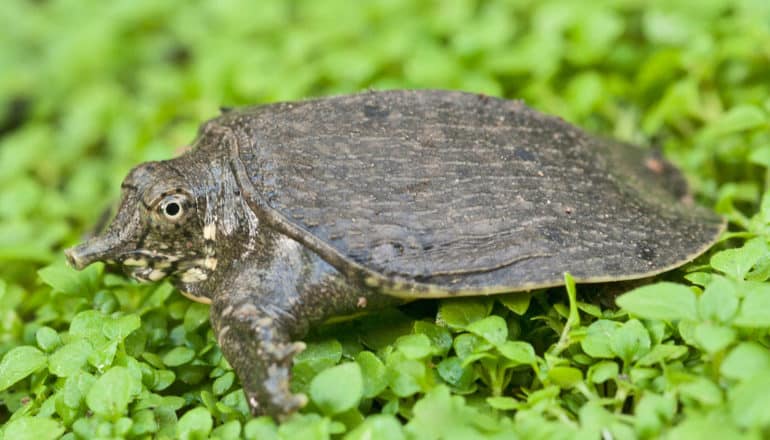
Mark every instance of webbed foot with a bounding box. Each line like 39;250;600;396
243;338;308;420
211;300;310;420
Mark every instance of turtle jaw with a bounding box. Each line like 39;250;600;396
66;239;183;283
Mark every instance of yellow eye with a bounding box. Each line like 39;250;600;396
160;196;185;220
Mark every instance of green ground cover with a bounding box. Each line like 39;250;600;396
1;0;770;438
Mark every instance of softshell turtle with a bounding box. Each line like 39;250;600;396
65;89;724;418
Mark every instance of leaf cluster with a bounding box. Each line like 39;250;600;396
2;0;770;438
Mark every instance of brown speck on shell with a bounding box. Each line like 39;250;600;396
645;157;666;174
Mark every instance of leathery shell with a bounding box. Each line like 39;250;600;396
209;89;723;297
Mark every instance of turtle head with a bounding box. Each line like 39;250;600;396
65;159;220;303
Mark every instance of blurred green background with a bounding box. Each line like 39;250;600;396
2;0;770;438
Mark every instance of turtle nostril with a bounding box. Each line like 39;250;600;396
64;247;79;268
63;240;112;270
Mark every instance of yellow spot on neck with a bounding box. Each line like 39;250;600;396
180;289;212;304
148;269;167;281
124;257;147;267
203;223;217;240
181;267;208;283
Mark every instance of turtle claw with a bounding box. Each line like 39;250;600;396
275;393;308;422
247;363;308;419
248;392;307;421
283;341;306;359
242;340;309;419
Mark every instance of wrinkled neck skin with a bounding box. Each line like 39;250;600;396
169;149;263;302
178;149;401;327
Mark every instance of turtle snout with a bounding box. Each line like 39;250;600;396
64;237;119;270
64;245;93;270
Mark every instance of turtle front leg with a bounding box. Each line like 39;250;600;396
210;294;308;418
207;234;401;419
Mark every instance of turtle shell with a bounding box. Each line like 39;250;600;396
218;90;723;298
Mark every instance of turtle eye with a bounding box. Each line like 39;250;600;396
159;196;186;221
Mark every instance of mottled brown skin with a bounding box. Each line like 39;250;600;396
65;144;399;418
65;89;724;419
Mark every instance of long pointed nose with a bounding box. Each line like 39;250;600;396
64;237;118;270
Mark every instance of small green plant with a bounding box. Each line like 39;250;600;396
2;0;770;438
